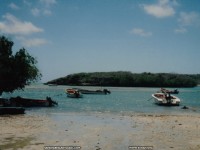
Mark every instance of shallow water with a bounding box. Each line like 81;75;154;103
2;85;200;115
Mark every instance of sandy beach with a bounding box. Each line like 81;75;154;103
0;112;200;150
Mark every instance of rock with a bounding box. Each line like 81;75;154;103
182;106;189;109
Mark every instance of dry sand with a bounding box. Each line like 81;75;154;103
0;112;200;150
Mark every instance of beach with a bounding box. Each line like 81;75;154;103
0;112;200;150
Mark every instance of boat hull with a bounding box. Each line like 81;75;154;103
78;89;111;95
0;107;25;115
9;97;57;107
80;91;107;95
67;94;83;98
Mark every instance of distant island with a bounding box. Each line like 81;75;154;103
46;71;200;87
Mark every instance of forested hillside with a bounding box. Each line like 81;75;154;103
46;71;200;87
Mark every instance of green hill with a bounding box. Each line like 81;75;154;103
46;71;200;87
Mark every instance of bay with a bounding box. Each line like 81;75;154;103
2;85;200;115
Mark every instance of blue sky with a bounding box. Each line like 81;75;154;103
0;0;200;82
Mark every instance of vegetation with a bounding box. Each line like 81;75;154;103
0;36;41;95
46;71;199;87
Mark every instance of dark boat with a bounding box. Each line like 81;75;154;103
9;96;58;107
78;88;111;95
0;107;25;115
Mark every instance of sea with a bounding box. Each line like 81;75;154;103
2;84;200;115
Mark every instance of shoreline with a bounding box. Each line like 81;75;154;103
0;112;200;150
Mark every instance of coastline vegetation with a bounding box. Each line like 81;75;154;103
46;71;200;87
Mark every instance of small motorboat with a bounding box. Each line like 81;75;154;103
66;89;83;98
152;92;180;106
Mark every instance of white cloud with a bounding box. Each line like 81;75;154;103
0;13;47;47
0;13;43;35
9;3;20;10
17;36;48;47
130;28;152;37
178;12;200;26
23;0;32;6
142;0;176;18
31;8;40;17
40;0;57;7
43;9;52;16
174;27;187;34
31;8;52;17
30;0;56;17
175;12;200;34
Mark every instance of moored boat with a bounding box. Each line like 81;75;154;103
78;88;111;95
9;96;58;107
152;92;180;106
66;89;83;98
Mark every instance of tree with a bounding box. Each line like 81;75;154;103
0;36;41;95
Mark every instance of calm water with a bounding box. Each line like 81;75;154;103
2;85;200;115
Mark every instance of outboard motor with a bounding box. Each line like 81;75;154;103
103;89;111;94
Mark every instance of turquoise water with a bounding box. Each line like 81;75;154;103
2;85;200;115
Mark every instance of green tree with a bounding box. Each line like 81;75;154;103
0;36;41;95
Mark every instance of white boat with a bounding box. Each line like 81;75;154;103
152;92;180;106
66;89;83;98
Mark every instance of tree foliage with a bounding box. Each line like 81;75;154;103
0;36;41;95
46;71;199;87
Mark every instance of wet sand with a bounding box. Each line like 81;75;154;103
0;112;200;150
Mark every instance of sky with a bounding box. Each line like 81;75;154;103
0;0;200;82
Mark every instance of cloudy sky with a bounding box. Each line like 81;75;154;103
0;0;200;82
